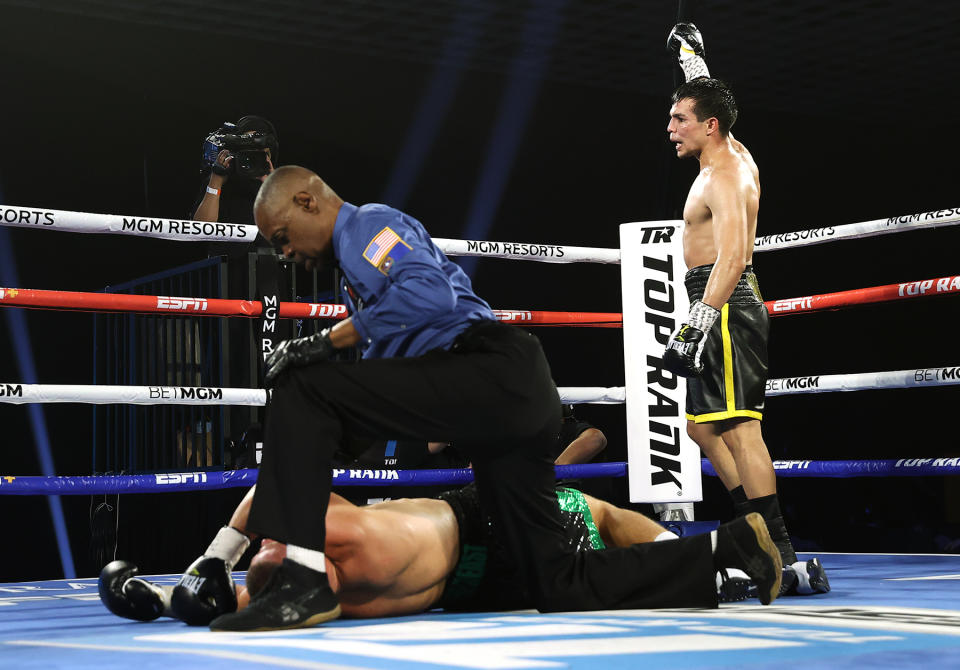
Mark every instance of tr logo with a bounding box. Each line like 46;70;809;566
640;226;675;244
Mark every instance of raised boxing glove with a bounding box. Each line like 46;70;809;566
667;22;710;82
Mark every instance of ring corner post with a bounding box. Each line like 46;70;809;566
620;220;701;505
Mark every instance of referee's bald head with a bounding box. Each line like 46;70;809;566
255;165;322;219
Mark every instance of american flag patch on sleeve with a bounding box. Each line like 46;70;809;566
363;227;412;274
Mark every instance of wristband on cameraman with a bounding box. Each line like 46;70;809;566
206;186;221;196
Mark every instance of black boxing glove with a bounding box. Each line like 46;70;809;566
171;526;250;626
263;328;335;388
98;560;169;622
170;557;236;625
662;300;720;377
666;22;710;82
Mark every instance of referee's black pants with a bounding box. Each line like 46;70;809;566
248;320;717;610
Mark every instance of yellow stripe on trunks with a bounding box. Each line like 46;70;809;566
722;304;735;413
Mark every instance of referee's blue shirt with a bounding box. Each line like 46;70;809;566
332;202;495;359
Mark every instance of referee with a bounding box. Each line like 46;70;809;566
210;165;782;631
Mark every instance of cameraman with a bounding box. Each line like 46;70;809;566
190;115;289;441
193;115;279;225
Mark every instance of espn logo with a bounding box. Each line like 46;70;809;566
155;473;208;485
773;460;812;470
771;297;812;312
157;296;209;311
494;310;533;322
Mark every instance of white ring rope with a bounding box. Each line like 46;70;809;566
556;387;626;404
753;207;960;252
0;384;266;405
3;366;958;406
0;205;257;242
763;366;960;395
2;204;957;262
431;238;620;264
0;384;614;406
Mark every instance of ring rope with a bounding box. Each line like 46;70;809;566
0;384;267;406
3;273;958;325
4;365;960;406
703;458;960;478
4;458;960;495
0;206;257;241
2;204;957;261
0;288;345;319
0;287;621;327
765;275;960;316
753;207;960;252
0;464;624;495
764;367;960;395
492;310;622;327
0;384;624;406
433;238;618;264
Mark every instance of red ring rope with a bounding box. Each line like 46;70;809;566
1;274;958;327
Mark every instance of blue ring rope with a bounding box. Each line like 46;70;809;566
2;458;959;495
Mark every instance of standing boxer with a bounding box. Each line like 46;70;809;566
663;24;829;596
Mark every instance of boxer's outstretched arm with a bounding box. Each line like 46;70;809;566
583;494;667;546
555;428;607;465
228;486;257;536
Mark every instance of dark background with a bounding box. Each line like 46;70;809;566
1;1;958;582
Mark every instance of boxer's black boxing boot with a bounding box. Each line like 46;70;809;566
713;513;782;605
735;494;799;565
210;558;340;631
734;494;827;597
